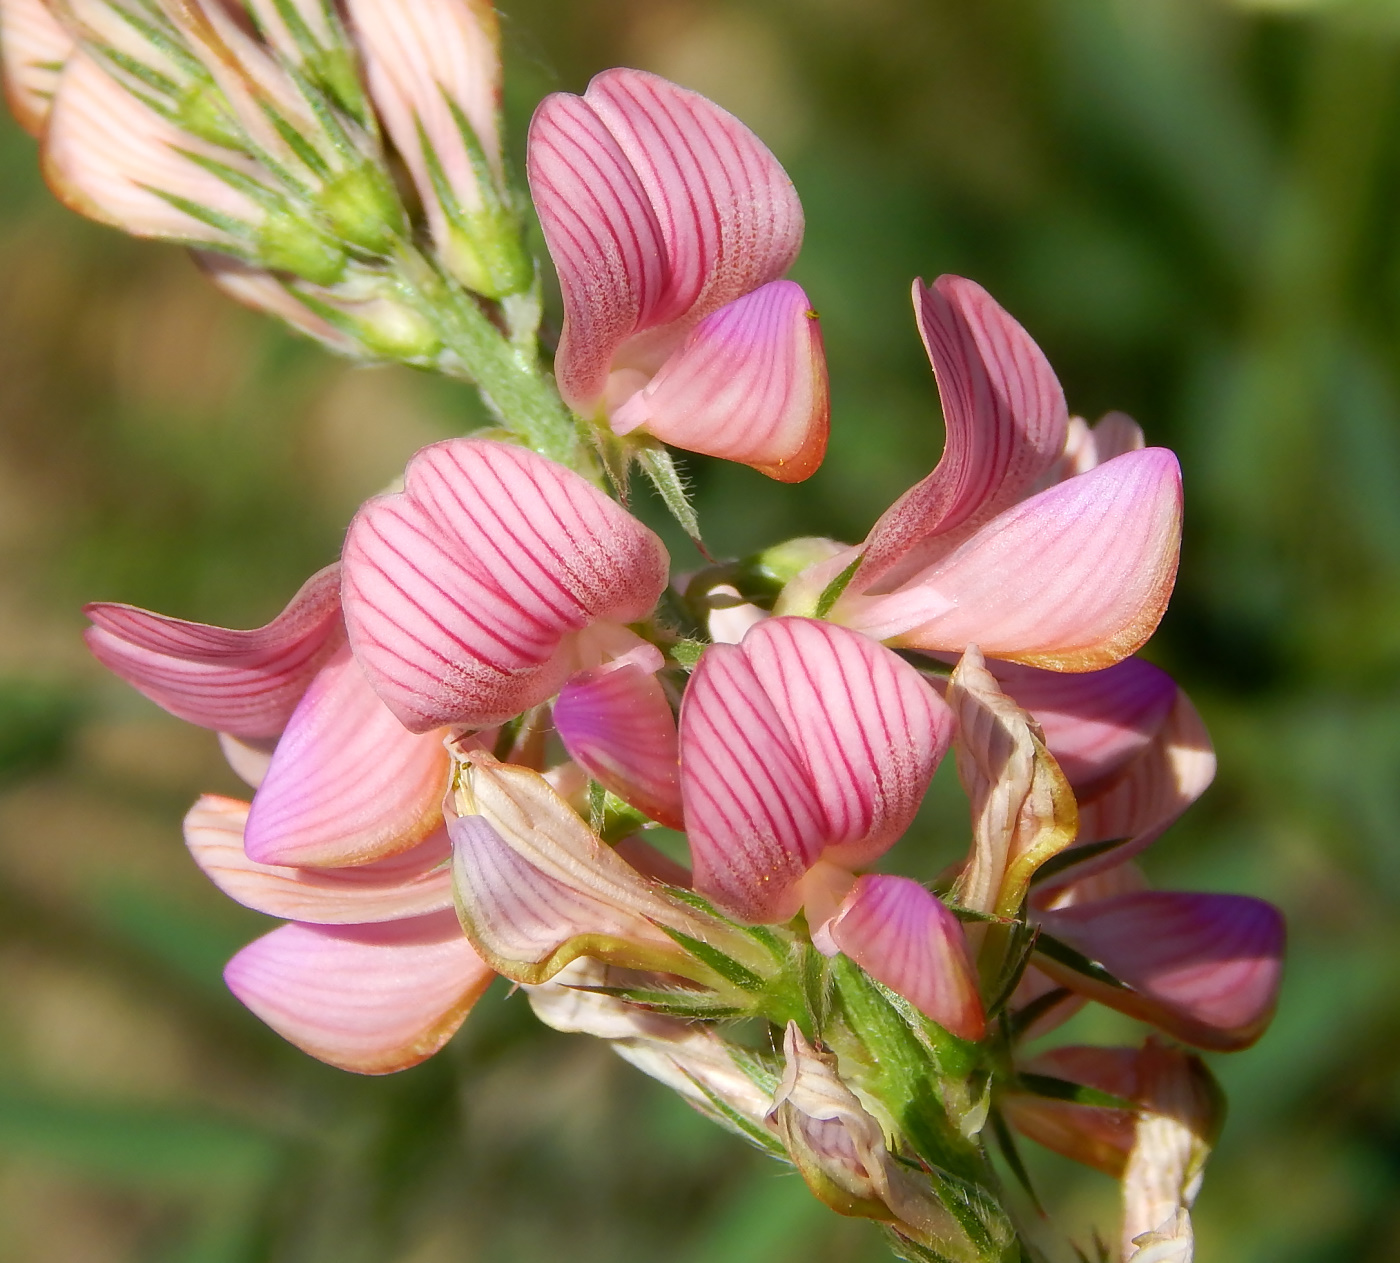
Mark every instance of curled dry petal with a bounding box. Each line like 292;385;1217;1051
858;276;1068;588
243;645;451;867
342;438;670;732
839;449;1183;672
529;67;802;411
84;564;342;740
1;0;73;135
224;910;493;1074
449;754;766;985
680;617;952;923
822;875;984;1041
769;1024;974;1252
948;647;1077;920
552;643;683;829
609;280;829;481
1036;891;1286;1050
185;794;452;923
1040;688;1216;890
44;51;267;243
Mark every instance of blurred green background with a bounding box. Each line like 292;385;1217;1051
1;0;1399;1258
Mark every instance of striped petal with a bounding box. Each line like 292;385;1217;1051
609;280;829;481
1040;688;1216;889
84;565;342;740
449;754;764;984
224;911;492;1074
988;657;1178;795
552;643;683;829
681;618;951;923
1036;891;1286;1050
341;438;670;732
948;647;1077;920
194;253;360;355
857;277;1068;589
1040;411;1145;487
1;0;73;135
243;645;451;867
822;875;984;1042
43;51;265;244
185;794;452;923
840;449;1183;672
529;68;802;411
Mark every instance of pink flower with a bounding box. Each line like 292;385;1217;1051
528;68;829;480
187;796;493;1074
341;437;671;733
679;616;954;924
782;276;1182;671
0;0;72;136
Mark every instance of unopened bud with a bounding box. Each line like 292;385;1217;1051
257;210;347;285
319;165;404;255
444;207;533;300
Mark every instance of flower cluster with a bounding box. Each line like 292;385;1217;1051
4;4;1285;1260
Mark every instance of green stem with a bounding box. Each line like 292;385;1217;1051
391;244;596;477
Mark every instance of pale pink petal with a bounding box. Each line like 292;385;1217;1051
1;0;73;135
346;0;501;237
988;657;1177;794
449;755;761;983
341;438;670;732
841;449;1183;672
43;51;265;243
1039;410;1145;488
1041;690;1215;889
224;911;492;1073
243;646;451;867
1036;891;1285;1050
857;277;1068;589
84;565;342;740
553;650;683;830
194;253;359;355
527;85;670;411
609;280;829;482
218;733;275;788
185;794;452;923
680;619;950;922
824;875;984;1041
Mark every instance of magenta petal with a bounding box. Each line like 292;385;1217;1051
1037;891;1286;1050
845;448;1183;672
529;68;803;410
185;795;452;923
826;875;984;1041
858;277;1068;588
84;565;342;739
553;653;683;830
680;618;952;922
988;657;1177;794
609;280;829;482
224;911;493;1073
243;645;450;867
342;439;670;732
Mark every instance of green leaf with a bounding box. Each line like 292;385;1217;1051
1029;837;1134;887
659;927;767;992
1032;931;1130;991
1016;1073;1138;1113
988;1108;1043;1215
814;555;861;617
636;445;704;547
568;985;746;1020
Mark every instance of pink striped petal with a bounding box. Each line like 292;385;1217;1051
841;449;1183;672
988;657;1177;794
243;645;451;867
609;280;829;481
43;51;265;244
680;618;951;922
185;795;452;923
824;875;984;1041
552;645;683;829
194;253;360;355
224;911;492;1073
1039;410;1145;488
341;438;670;732
528;68;802;411
948;648;1077;919
1036;891;1286;1050
857;277;1068;588
84;565;342;740
1;0;73;135
1040;689;1214;889
449;754;759;983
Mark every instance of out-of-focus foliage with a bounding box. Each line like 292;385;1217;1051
1;0;1399;1258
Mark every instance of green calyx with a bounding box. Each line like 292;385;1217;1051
319;165;405;255
176;81;244;150
443;209;534;300
256;210;347;285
